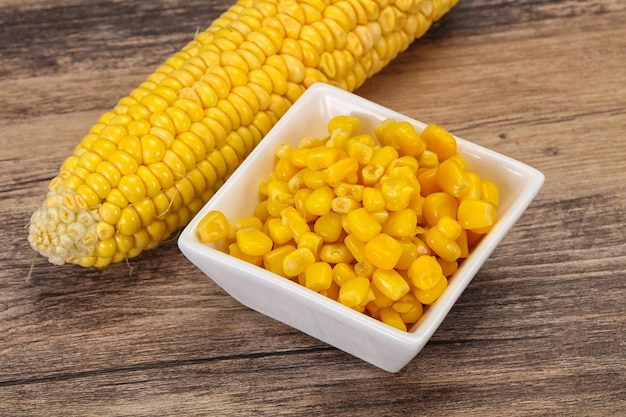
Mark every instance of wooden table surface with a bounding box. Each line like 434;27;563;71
1;0;624;415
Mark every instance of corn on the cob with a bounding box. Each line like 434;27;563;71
28;0;458;267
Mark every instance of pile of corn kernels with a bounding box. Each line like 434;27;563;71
197;115;499;331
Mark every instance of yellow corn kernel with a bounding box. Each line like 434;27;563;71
435;157;470;198
457;199;498;233
456;228;469;259
353;258;375;278
421;124;457;162
343;233;366;263
274;158;299;181
437;216;462;240
362;187;386;211
345;139;373;164
346;207;381;241
289;147;310;168
313;212;343;242
422;192;458;227
413;275;448;305
306;146;340;170
328;114;360;136
395;121;426;158
282;247;316;277
394;293;423;324
460;171;482;201
266;179;292;204
380;307;407;331
266;217;293;245
301;168;326;189
228;242;263;266
395;240;419;271
417;167;441;196
370;283;394;308
305;185;335;216
332;262;358;287
426;226;461;262
319;242;354;264
331;196;361;214
338;276;371;308
408;255;443;290
380;177;414;211
334;182;364;200
418;149;439;169
361;159;386;187
323;156;359;186
235;227;273;256
281;206;311;242
263;244;297;276
437;258;458;277
227;215;264;240
364;233;403;270
266;198;291;218
304;262;333;292
372;268;410;301
374;118;396;146
197;210;230;242
254;200;270;222
381;208;417;238
320;280;341;301
481;181;500;209
297;231;324;256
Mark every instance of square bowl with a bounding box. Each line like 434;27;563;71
178;83;544;373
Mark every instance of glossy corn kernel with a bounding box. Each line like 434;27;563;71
343;233;366;263
435;157;471;198
305;185;335;216
408;255;444;290
304;262;333;292
421;124;457;162
346;207;381;241
426;225;462;262
320;243;354;264
380;177;414;211
413;275;448;305
481;181;500;209
372;268;410;301
306;146;340;170
282;247;316;277
227;216;264;240
266;217;293;245
422;192;458;227
338;276;371;308
332;262;358;287
236;227;273;257
362;187;386;211
297;231;324;256
313;212;343;243
457;199;498;233
364;233;403;270
281;206;311;242
381;208;418;238
228;242;263;266
263;244;297;276
197;210;229;242
328;115;360;136
379;307;407;331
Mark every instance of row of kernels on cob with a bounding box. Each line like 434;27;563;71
197;114;499;331
28;0;459;267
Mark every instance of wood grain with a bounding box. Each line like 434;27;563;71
1;1;624;416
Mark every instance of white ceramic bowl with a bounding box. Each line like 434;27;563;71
178;83;545;373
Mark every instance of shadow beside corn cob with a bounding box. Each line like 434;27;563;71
28;0;459;267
